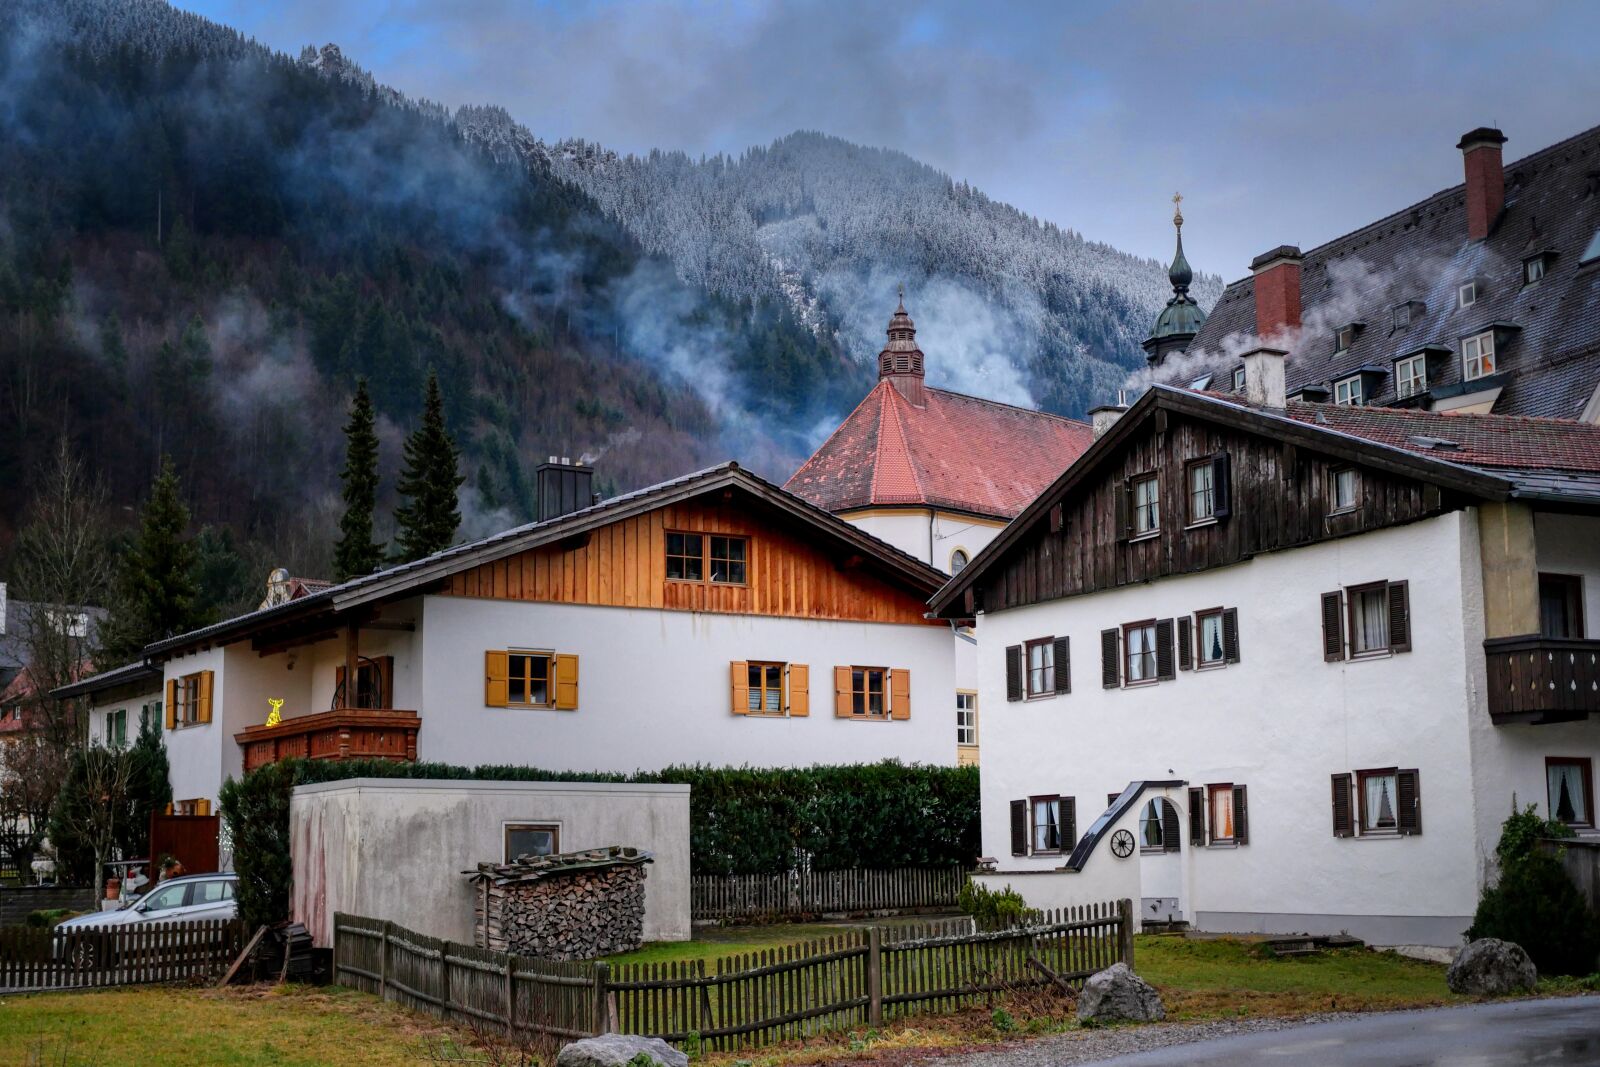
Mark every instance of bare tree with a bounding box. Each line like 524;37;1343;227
0;735;68;880
49;745;136;893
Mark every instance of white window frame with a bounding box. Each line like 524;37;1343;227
1332;375;1363;406
1394;354;1427;398
1232;366;1246;392
1458;281;1477;308
956;691;977;748
1462;330;1496;381
1523;256;1545;286
1187;460;1215;524
1334;325;1355;352
1331;467;1359;513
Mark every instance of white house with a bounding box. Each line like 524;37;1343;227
63;463;956;821
932;370;1600;948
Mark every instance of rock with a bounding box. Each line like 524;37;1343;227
1446;938;1537;995
1076;962;1165;1024
557;1034;689;1067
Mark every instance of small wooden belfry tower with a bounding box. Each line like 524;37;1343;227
878;286;927;405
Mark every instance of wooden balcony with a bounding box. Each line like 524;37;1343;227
236;709;420;772
1484;636;1600;725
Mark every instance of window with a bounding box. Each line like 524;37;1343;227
747;662;784;713
851;667;887;718
1331;467;1359;513
1139;798;1179;853
1025;638;1055;697
192;879;234;904
950;549;969;576
1333;769;1420;837
665;532;703;581
956;691;977;747
175;673;202;725
1546;758;1593;828
1196;609;1226;667
1031;796;1066;854
504;823;560;862
1189;373;1213;390
141;700;163;734
1391;303;1413;331
709;536;747;584
1348;583;1391;655
1334;325;1356;352
338;657;391;709
1394;354;1427;398
1208;784;1238;844
1132;474;1160;536
508;652;552;707
485;651;579;710
1123;621;1157;684
1187;460;1215;524
1459;280;1478;308
1321;582;1410;661
667;532;748;584
1358;769;1400;833
1523;255;1546;285
106;708;127;748
1584;228;1600;266
1539;573;1585;639
1462;330;1496;381
1332;375;1363;406
170;798;211;816
1232;366;1246;392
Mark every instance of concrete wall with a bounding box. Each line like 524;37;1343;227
289;778;692;949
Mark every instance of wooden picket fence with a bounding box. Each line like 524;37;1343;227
691;866;966;922
0;918;246;991
333;900;1131;1051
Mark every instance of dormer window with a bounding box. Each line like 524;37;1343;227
1522;255;1547;286
1332;375;1364;406
1458;281;1478;309
1462;330;1496;381
1583;228;1600;266
1394;354;1427;398
1231;366;1246;392
1332;322;1363;354
1391;302;1414;331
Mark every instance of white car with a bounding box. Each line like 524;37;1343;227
54;873;239;967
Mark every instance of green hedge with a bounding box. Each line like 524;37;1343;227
220;759;978;930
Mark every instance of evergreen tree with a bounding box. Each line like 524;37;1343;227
117;715;173;862
334;379;386;579
102;457;202;663
392;371;463;562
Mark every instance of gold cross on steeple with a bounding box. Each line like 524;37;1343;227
1172;191;1184;230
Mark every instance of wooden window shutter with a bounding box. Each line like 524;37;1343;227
1396;769;1422;835
1115;480;1132;542
1222;608;1240;664
833;666;851;718
730;661;749;716
787;664;809;717
1009;800;1027;856
1049;503;1064;534
1188;787;1205;846
197;671;214;724
484;651;510;708
197;799;211;817
165;679;177;730
1161;799;1181;852
377;655;395;707
1005;645;1023;702
1232;785;1249;845
1177;617;1192;671
1155;618;1176;680
1212;451;1233;519
1052;636;1071;694
1321;592;1345;662
1062;796;1077;851
889;669;911;720
1387;581;1412;653
1100;628;1120;689
553;654;579;710
1331;773;1354;837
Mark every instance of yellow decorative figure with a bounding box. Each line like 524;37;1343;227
266;698;284;728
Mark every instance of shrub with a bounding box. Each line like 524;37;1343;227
958;880;1030;930
1466;805;1600;976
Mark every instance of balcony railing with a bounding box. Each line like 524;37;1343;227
235;708;420;772
1484;636;1600;725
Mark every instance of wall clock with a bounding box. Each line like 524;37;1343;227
1109;829;1136;858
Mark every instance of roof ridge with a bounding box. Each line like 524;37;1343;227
925;385;1092;427
783;381;889;487
869;386;926;503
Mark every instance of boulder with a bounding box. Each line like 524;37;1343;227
1446;938;1537;995
557;1034;689;1067
1076;962;1165;1024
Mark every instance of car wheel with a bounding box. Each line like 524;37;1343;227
70;938;99;971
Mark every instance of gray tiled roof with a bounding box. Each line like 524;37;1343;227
1186;123;1600;419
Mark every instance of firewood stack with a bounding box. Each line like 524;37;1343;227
465;845;652;961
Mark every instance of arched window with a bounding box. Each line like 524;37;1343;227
950;549;969;575
1139;798;1180;853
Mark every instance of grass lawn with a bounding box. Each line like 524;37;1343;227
604;922;866;968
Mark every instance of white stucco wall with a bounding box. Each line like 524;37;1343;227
838;509;1006;575
162;646;230;805
1534;513;1600;629
83;685;162;748
289;778;691;949
976;511;1491;947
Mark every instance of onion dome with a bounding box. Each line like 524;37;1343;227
1144;194;1207;364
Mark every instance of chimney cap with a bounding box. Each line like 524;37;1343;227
1250;245;1303;272
1085;403;1129;416
1456;127;1507;151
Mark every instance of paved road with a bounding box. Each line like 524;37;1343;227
1088;998;1600;1066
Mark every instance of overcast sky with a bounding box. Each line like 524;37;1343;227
181;0;1600;281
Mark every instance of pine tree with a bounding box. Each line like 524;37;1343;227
102;457;201;662
334;379;385;579
393;371;463;562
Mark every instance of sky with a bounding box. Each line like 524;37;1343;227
179;0;1600;282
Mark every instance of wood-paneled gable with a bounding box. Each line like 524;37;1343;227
442;498;938;625
980;410;1458;612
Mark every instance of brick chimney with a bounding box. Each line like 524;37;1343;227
1250;246;1302;342
1457;127;1507;241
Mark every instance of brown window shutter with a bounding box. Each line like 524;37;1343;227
484;650;510;707
1100;628;1120;689
165;679;177;730
1222;608;1240;664
1010;800;1027;856
553;654;579;710
730;661;749;715
1155;618;1176;679
1396;769;1422;835
1115;480;1132;542
1161;798;1181;852
787;664;809;717
1052;636;1071;694
1188;787;1205;846
1331;773;1354;837
1049;502;1064;534
889;669;911;720
833;666;851;717
1177;617;1192;671
377;655;395;707
1062;796;1077;850
336;664;347;705
198;799;212;817
197;671;214;724
1387;581;1412;653
1232;785;1249;845
1321;592;1345;661
1005;645;1023;702
1212;452;1233;518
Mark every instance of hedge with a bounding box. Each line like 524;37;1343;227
219;759;978;930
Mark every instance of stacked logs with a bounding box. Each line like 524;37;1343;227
467;846;652;961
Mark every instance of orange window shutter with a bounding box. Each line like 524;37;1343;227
553;653;580;710
788;664;810;717
197;671;215;724
378;655;395;707
730;661;749;715
833;666;851;717
198;799;211;817
889;669;911;720
165;679;177;730
485;651;510;707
